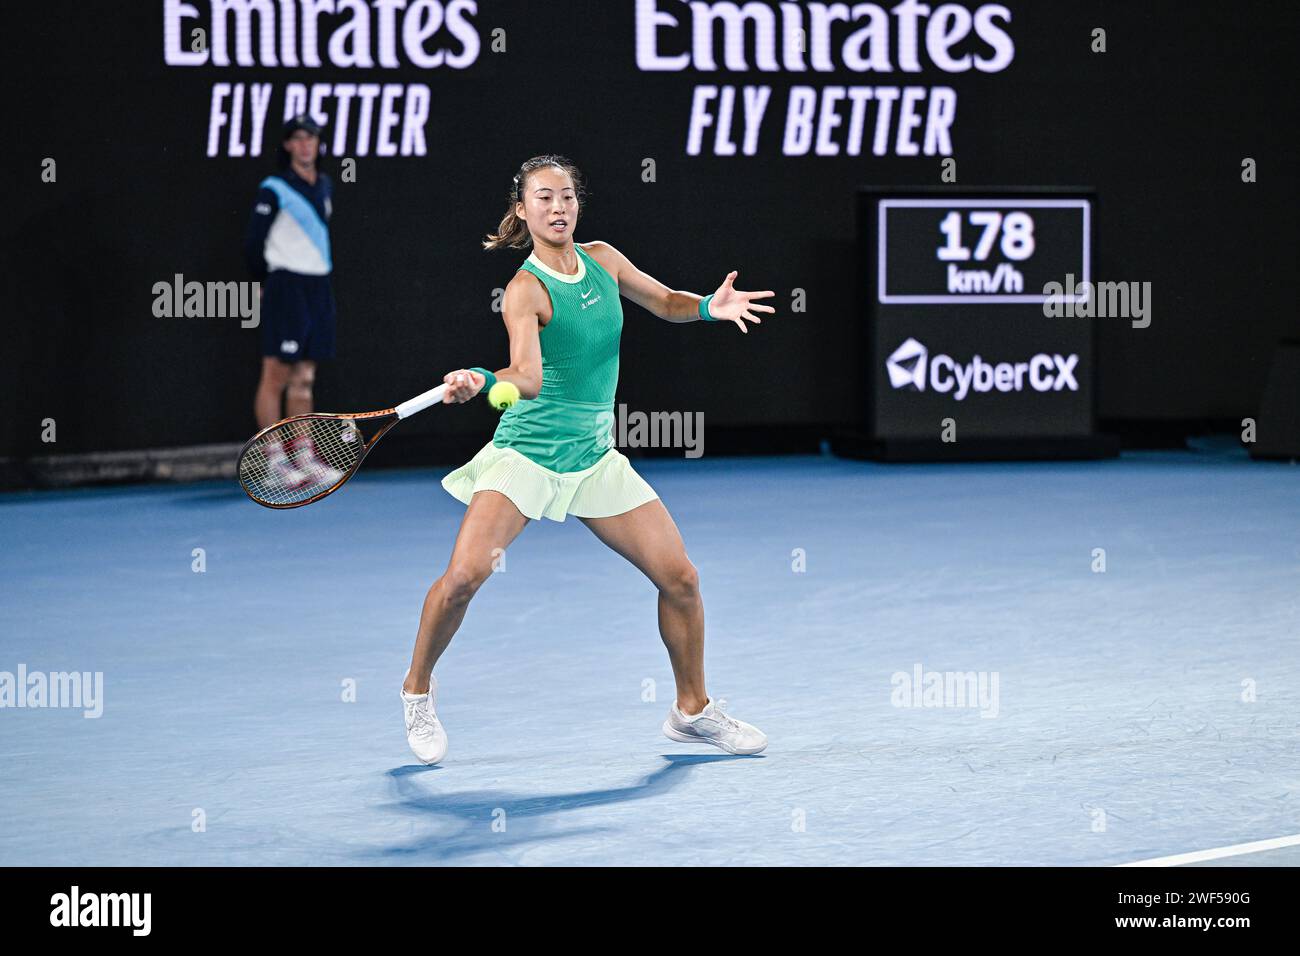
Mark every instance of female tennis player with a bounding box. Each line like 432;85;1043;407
400;155;775;764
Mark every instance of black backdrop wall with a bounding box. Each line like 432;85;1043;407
5;0;1296;458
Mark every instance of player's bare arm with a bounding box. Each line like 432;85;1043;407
582;239;777;333
442;270;546;403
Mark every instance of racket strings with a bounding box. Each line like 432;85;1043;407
240;417;366;506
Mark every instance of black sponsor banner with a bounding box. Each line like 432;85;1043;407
6;3;1294;457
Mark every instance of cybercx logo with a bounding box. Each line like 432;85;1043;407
886;338;1078;401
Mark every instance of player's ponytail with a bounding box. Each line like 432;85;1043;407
482;154;588;251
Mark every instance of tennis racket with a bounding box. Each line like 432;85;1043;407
238;382;449;508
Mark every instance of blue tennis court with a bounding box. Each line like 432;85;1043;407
1;446;1297;866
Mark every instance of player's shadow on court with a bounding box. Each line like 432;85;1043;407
368;753;754;862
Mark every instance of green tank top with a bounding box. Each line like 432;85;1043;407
492;244;622;472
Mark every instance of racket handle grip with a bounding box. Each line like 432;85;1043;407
395;383;449;419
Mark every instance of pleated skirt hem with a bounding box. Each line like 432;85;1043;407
441;440;659;522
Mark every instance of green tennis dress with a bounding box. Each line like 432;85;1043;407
441;244;660;522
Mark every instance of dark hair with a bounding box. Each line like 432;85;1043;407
482;155;587;251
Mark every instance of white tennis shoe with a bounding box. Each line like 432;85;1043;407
401;677;448;765
663;696;767;755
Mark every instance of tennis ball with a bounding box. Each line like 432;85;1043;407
487;380;520;411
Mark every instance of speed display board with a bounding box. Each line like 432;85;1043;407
859;190;1096;444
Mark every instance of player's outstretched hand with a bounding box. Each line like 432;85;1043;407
709;270;776;334
442;369;486;403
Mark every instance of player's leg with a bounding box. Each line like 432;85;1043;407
400;490;529;763
254;357;293;428
403;490;531;695
580;499;767;754
579;499;707;711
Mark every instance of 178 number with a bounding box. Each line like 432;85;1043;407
937;211;1035;262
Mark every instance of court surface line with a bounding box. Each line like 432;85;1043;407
1117;833;1300;867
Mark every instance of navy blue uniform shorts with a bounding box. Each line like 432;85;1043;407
260;270;336;362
